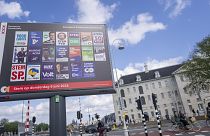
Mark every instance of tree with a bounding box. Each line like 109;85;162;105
182;35;210;90
36;123;49;132
0;118;9;125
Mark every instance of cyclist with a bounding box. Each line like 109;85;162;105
179;111;189;130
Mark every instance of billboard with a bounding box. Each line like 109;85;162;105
0;23;114;101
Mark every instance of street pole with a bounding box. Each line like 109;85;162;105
111;39;129;136
79;97;82;136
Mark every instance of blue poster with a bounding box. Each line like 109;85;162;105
70;62;82;78
41;64;55;80
83;62;95;78
29;32;42;47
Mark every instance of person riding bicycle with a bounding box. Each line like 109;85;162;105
179;111;189;130
97;120;105;136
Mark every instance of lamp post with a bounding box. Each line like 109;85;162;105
112;39;129;136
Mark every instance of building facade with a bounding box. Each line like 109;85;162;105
112;64;210;124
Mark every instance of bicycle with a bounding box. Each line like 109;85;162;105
170;116;201;132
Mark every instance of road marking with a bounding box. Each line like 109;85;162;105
188;132;196;134
130;133;136;135
175;133;183;135
194;135;206;136
163;135;170;136
201;130;209;133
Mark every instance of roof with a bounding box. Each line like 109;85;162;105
119;64;183;85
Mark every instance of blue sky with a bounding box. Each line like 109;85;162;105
0;0;210;124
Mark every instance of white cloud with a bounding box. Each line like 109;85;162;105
67;0;117;23
0;1;30;19
115;57;183;78
109;13;166;46
27;20;37;23
159;0;191;18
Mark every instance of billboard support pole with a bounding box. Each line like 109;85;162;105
50;95;67;136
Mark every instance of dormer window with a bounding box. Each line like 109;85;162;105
119;79;124;85
155;71;160;78
136;75;141;82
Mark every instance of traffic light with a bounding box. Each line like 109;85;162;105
95;113;100;120
32;116;36;124
152;93;157;108
77;111;81;119
135;97;142;110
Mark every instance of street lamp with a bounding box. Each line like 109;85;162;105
111;39;129;136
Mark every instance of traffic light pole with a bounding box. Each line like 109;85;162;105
152;93;162;136
50;95;67;136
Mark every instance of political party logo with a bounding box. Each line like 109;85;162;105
26;65;40;81
10;64;26;82
69;32;80;46
56;32;68;46
29;32;42;46
56;46;68;62
83;62;95;78
12;47;27;63
82;46;94;61
81;32;92;46
70;62;82;78
27;48;41;63
55;63;69;79
69;46;81;62
94;46;106;61
1;24;6;34
43;32;55;45
14;31;28;46
42;46;55;62
92;32;104;45
41;64;54;80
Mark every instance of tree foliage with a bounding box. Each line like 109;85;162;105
182;35;210;89
36;123;49;132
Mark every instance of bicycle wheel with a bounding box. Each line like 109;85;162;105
191;122;201;132
171;124;180;132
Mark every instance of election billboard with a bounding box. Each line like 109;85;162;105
0;23;114;101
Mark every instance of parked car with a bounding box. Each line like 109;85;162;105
85;124;97;134
104;124;111;132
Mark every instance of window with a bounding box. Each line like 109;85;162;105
180;75;184;81
151;111;155;117
138;113;141;118
136;75;141;82
197;98;202;102
150;106;153;109
152;83;155;89
155;71;160;78
165;80;168;87
178;101;182;105
124;100;127;108
145;84;149;90
129;98;132;104
171;103;174;106
133;87;136;93
161;93;164;99
174;90;178;96
127;88;130;94
168;91;172;98
139;86;144;94
148;95;151;101
165;109;169;115
158;82;162;88
164;104;167;107
119;79;124;85
131;109;133;112
187;100;191;103
140;96;146;105
188;105;193;111
120;89;125;97
119;116;121;121
118;111;120;114
198;104;204;110
131;114;135;119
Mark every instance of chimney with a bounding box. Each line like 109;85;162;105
144;63;149;73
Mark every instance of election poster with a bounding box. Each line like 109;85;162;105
56;46;68;62
12;47;27;63
10;64;26;82
41;63;55;80
69;32;80;46
55;62;69;79
82;46;94;61
14;31;28;46
43;32;55;45
42;46;55;62
81;32;92;46
56;32;68;46
94;46;106;61
69;46;81;62
26;65;41;81
83;62;95;78
27;48;41;63
92;32;104;45
29;32;42;47
70;62;82;78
